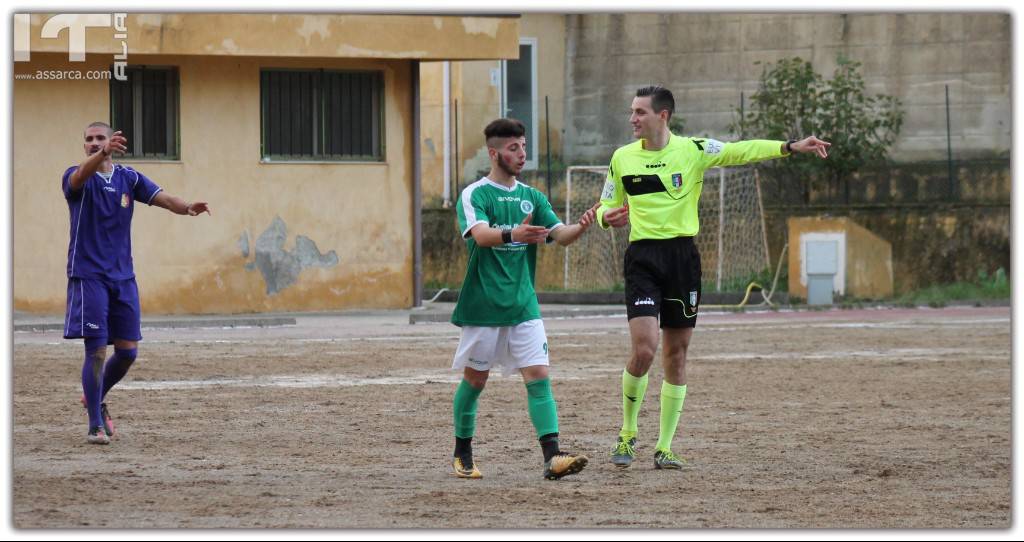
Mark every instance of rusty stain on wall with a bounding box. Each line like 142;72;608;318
243;216;339;295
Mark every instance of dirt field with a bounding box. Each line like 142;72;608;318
12;306;1011;529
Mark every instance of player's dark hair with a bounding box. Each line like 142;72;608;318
484;118;526;146
85;121;113;136
636;85;675;119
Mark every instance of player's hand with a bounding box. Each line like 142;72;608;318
187;201;211;216
603;202;629;228
104;131;128;156
578;203;600;230
512;213;550;244
791;135;831;159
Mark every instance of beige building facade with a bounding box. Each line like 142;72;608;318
14;13;518;314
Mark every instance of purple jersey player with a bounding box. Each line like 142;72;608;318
64;122;210;444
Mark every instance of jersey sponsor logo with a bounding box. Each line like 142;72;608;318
634;297;655;306
121;193;130;208
496;196;520;202
491;223;527;247
672;173;683;188
645;162;666;169
520;200;534;214
103;186;116;193
601;181;615;200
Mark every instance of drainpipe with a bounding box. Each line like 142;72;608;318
412;61;423;308
443;61;452;207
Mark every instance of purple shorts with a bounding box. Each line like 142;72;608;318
63;277;142;343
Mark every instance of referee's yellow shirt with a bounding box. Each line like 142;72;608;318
597;135;787;242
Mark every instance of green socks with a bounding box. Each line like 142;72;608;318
453;379;483;439
525;377;559;438
655;381;687;452
619;369;649;439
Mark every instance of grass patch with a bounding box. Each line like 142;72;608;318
895;268;1009;306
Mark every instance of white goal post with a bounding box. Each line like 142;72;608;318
563;165;771;292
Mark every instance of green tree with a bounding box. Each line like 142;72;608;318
731;55;904;204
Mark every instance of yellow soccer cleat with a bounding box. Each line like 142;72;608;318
543;452;588;480
452;456;482;479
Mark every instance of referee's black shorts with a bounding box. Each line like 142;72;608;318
624;236;702;329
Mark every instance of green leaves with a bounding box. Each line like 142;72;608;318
731;55;905;204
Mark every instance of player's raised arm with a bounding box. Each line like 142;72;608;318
549;203;600;246
785;135;831;159
151;192;212;216
69;130;127;192
468;213;549;248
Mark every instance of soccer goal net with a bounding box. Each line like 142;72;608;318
563;166;771;292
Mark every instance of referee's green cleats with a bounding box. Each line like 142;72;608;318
653;449;687;470
610;436;637;468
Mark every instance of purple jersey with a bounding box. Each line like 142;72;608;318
63;164;162;280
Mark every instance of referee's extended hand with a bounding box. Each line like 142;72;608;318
604;202;629;228
512;213;550;244
791;136;831;159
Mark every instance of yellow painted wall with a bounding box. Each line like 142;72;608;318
18;13;519;60
14;52;415;314
787;216;893;300
438;14;567;197
418;62;454;208
844;220;894;299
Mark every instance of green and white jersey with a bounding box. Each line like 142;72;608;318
452;177;563;327
597;135;786;241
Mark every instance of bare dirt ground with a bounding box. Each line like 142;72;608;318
12;306;1011;529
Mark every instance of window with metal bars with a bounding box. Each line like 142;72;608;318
109;66;180;159
260;69;384;161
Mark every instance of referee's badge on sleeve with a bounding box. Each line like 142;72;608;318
601;181;615;200
671;173;683;188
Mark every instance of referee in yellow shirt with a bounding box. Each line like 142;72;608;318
599;85;830;469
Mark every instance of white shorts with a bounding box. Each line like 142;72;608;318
452;319;549;376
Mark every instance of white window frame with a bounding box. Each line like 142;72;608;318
500;37;539;170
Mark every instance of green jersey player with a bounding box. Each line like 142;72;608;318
450;118;599;480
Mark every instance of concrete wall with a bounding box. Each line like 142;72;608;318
14;52;416;313
564;13;1011;164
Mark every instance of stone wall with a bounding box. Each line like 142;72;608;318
564;13;1011;165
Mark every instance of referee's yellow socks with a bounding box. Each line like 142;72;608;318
619;369;649;439
656;381;687;452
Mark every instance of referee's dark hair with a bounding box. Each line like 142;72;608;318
484;118;526;146
636;85;675;120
